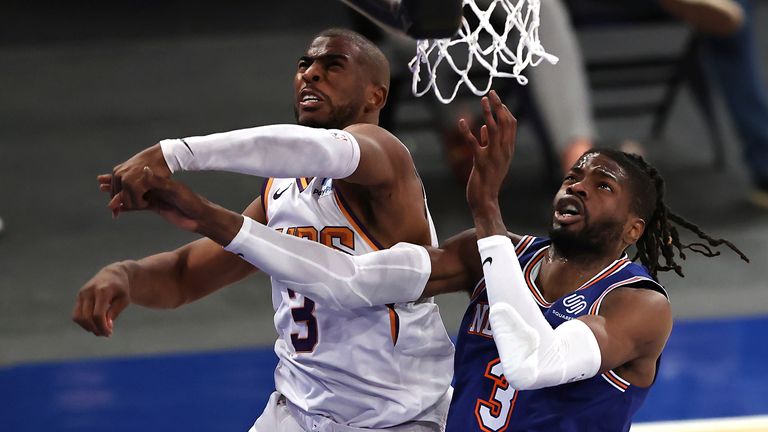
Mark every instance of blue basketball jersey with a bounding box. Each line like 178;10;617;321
446;236;668;432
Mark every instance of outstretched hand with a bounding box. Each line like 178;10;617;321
459;90;517;237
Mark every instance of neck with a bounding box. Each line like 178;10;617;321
537;243;624;302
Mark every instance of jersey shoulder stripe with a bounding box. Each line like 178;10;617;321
261;177;275;220
332;184;384;251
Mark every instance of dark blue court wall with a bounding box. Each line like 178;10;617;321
2;315;767;431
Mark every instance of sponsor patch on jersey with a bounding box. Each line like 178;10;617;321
563;293;587;315
312;178;334;197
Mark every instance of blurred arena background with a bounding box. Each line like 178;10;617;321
0;0;766;430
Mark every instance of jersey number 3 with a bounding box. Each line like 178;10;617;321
475;358;517;432
287;288;318;353
281;226;355;354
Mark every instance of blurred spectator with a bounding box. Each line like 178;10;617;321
565;0;768;208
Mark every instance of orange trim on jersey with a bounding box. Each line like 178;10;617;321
474;358;517;432
578;259;631;293
471;280;487;301
602;370;630;391
588;275;650;315
523;249;551;307
296;177;312;192
466;301;494;339
515;235;535;255
523;248;631;309
333;190;383;251
387;304;400;345
261;178;275;219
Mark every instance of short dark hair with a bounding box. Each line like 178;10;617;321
313;28;390;88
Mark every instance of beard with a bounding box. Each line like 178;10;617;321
294;99;360;130
549;216;624;259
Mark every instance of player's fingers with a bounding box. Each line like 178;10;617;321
107;297;130;334
489;90;505;118
99;184;111;192
121;182;139;210
458;119;481;153
480;96;497;135
112;174;123;198
79;293;98;335
97;174;112;184
92;288;112;337
480;125;489;149
72;294;85;328
108;192;123;218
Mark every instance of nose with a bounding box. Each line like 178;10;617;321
566;181;588;199
302;63;322;83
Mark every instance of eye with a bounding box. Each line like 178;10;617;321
598;182;613;192
563;174;576;183
297;59;311;70
327;61;343;71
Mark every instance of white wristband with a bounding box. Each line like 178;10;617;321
159;124;361;178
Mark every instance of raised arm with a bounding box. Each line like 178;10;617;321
105;122;415;212
465;91;671;390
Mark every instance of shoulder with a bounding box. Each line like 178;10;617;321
344;124;412;160
597;283;672;343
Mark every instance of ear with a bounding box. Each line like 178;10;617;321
623;216;646;246
365;84;388;112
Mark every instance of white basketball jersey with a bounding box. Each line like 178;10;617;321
260;176;454;429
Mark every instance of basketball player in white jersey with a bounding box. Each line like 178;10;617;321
72;28;454;431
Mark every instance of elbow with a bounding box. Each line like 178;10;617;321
501;365;540;391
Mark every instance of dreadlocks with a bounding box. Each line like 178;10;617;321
594;149;749;279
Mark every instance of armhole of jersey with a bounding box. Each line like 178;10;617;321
469;279;487;301
387;304;400;346
588;276;667;316
332;183;385;251
296;177;312;192
261;178;274;221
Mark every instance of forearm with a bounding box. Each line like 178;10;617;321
159;124;361;179
224;216;430;309
471;199;507;239
478;236;601;389
113;254;190;309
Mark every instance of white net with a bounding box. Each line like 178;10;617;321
409;0;559;104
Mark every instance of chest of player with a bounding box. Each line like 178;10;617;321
265;177;380;256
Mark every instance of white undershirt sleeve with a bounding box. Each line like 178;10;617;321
224;216;430;309
477;235;602;390
159;125;361;179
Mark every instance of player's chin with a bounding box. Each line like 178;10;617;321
296;109;329;128
550;220;584;238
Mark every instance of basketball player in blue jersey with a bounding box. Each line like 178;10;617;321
123;90;749;431
72;29;455;431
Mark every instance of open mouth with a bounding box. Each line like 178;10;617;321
554;198;584;226
298;89;325;109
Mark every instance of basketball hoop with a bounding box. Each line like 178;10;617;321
341;0;558;104
410;0;559;104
